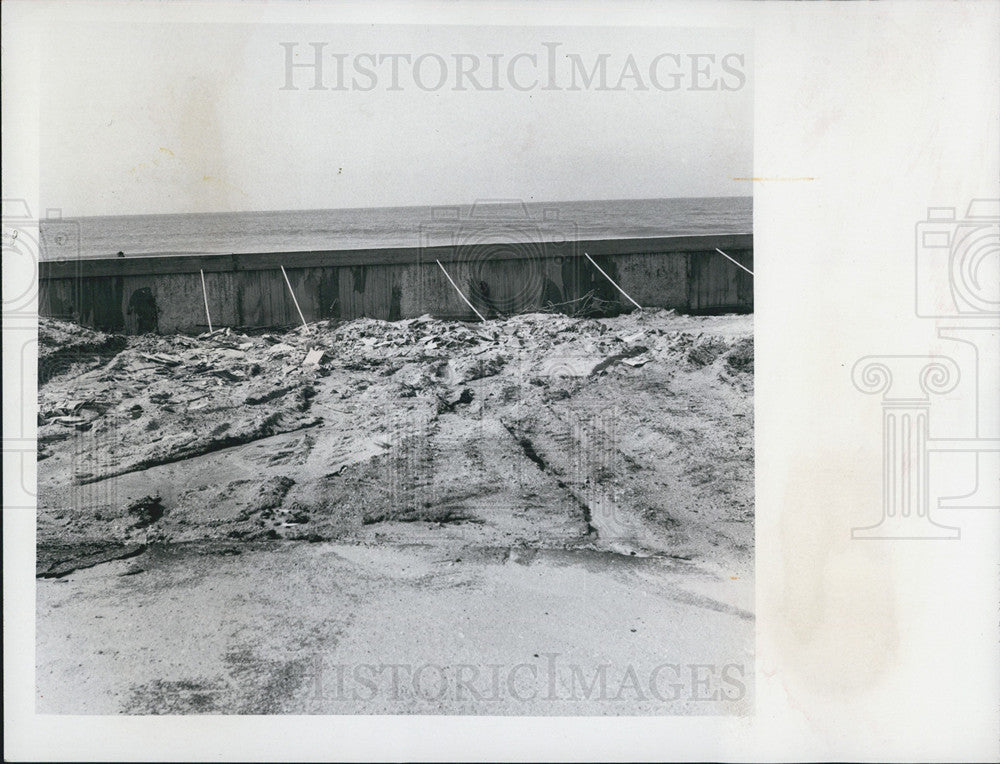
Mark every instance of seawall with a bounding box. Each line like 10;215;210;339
38;234;752;333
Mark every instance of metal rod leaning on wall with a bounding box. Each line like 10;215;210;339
199;269;213;333
583;252;643;311
280;264;311;333
714;248;754;276
436;259;487;323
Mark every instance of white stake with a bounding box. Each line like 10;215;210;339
199;269;213;333
436;259;486;322
280;265;310;332
584;252;643;311
715;248;754;276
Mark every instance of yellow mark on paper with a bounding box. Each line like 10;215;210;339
202;175;248;197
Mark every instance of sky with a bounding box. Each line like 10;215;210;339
40;23;752;216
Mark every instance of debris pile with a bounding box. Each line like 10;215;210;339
38;320;127;385
37;310;753;570
38;324;323;477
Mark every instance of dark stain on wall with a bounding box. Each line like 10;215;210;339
236;287;245;328
76;276;126;332
318;268;341;319
468;278;494;318
40;241;753;333
559;254;621;315
40;280;75;321
389;284;402;321
541;277;563;308
351;266;367;293
686;248;753;314
589;255;621;307
127;287;159;333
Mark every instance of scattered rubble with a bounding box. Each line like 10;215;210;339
127;495;165;529
37;310;753;572
39;321;127;385
37;542;147;579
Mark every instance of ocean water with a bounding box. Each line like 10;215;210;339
39;196;751;260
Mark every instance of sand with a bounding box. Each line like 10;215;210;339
35;310;753;714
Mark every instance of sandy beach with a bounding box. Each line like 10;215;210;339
36;309;753;714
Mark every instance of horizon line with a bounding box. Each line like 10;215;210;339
41;194;753;221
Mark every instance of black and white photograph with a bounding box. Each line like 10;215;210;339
3;1;998;761
32;22;754;716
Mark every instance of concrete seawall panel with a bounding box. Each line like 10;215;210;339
39;234;752;333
